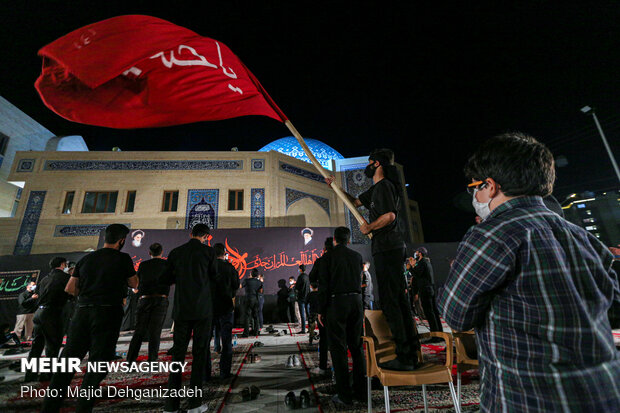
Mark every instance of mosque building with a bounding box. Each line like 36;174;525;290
0;99;424;256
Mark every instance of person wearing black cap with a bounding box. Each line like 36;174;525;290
410;247;442;334
318;227;366;406
25;256;71;382
160;223;216;413
126;242;170;363
326;148;420;371
42;224;138;413
242;269;263;337
212;242;240;378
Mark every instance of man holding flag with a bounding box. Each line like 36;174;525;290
326;149;421;371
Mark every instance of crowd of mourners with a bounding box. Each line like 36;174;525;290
7;133;620;413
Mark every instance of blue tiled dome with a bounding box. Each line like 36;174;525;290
259;137;344;170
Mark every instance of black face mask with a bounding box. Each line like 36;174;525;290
364;163;376;178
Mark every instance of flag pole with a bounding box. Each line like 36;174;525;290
284;120;371;237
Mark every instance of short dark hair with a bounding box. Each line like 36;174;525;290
149;243;163;256
464;132;555;197
251;268;259;278
310;282;318;289
104;224;130;244
289;276;295;280
299;264;306;272
334;226;351;245
191;223;210;237
324;237;334;253
369;148;394;166
49;256;67;269
214;243;226;257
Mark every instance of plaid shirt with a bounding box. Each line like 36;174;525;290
438;196;620;412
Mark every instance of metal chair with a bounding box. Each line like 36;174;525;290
363;310;461;413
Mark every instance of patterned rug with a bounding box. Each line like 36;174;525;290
0;343;251;412
299;341;480;412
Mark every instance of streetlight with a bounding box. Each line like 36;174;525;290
580;106;620;184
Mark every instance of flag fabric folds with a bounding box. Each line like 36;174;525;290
35;15;287;128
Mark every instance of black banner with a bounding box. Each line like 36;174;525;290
99;227;336;294
0;270;40;300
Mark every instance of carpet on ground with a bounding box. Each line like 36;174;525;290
299;341;480;412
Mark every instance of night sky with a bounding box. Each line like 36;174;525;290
2;2;619;241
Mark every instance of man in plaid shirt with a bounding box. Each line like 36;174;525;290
438;133;620;412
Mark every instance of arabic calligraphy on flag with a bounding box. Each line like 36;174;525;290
35;15;287;128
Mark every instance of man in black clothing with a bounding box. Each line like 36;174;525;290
160;223;216;413
42;224;138;413
410;247;442;333
277;279;290;322
308;237;334;372
361;261;375;310
287;276;298;323
318;227;366;406
25;257;71;382
126;243;170;362
212;243;240;378
326;148;420;371
295;264;310;334
14;281;38;341
242;269;263;337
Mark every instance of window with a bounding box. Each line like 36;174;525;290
583;218;595;223
0;133;8;156
62;191;75;214
125;191;136;213
162;191;178;212
576;203;586;209
228;189;244;211
585;225;598;231
82;191;118;213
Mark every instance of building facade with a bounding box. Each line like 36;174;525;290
1;137;423;256
563;190;620;247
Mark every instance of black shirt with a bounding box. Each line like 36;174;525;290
161;238;217;321
136;258;170;297
17;289;38;314
358;178;405;255
295;272;310;302
74;248;136;306
411;257;435;296
307;291;320;315
318;244;363;313
38;269;71;308
213;259;240;316
242;277;263;300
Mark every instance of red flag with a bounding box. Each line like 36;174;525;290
35;15;287;128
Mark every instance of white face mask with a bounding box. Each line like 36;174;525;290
472;188;492;220
63;267;70;273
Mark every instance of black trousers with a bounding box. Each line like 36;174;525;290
215;311;234;377
278;301;289;322
42;305;124;413
126;297;169;362
318;316;329;370
287;301;297;323
420;293;442;332
26;307;64;381
258;295;264;329
374;247;420;362
165;317;212;411
326;294;366;402
244;297;259;335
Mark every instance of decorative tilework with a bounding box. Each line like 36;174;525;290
251;159;265;171
44;160;243;171
186;189;219;230
341;164;373;244
17;159;36;172
54;224;131;237
14;191;46;255
279;161;324;183
259;137;344;171
250;188;266;228
0;155;3;169
285;188;330;217
16;188;22;200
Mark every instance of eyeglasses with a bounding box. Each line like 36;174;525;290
466;180;487;195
